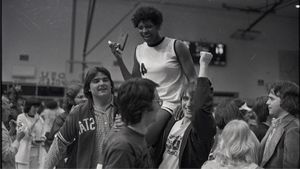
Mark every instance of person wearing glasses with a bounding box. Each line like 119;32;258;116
109;6;197;145
101;78;161;168
150;51;216;169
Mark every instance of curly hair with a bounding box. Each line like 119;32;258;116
268;81;299;117
117;78;158;125
213;120;260;166
62;83;83;113
131;6;163;28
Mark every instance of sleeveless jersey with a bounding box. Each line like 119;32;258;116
136;37;187;110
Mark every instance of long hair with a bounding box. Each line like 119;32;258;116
83;66;114;101
62;83;83;113
174;82;197;120
213;120;260;166
268;81;299;118
252;96;269;123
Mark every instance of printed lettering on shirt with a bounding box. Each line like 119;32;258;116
140;63;147;75
89;117;95;130
165;134;182;157
79;121;87;134
79;118;96;135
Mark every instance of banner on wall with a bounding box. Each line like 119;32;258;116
38;71;66;86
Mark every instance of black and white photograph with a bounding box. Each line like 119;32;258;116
2;0;299;168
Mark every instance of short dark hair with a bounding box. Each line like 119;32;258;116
252;96;269;123
214;99;244;130
230;98;245;116
117;78;159;125
83;67;114;101
24;98;41;114
45;100;58;110
231;98;246;108
268;81;299;117
131;6;163;28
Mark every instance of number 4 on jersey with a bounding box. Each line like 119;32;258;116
140;63;147;75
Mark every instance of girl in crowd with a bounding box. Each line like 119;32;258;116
251;96;270;141
210;99;244;155
15;98;46;169
202;120;262;169
46;83;86;146
45;83;86;168
40;100;61;136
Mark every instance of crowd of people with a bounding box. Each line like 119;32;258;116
2;6;299;169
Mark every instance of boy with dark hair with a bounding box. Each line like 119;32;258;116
45;67;123;169
102;78;160;168
259;81;299;168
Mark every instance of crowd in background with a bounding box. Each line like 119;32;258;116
2;82;87;169
2;61;299;169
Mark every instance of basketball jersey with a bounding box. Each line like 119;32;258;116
136;37;187;108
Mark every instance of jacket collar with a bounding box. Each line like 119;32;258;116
260;114;297;166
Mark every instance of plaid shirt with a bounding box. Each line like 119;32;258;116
93;99;116;164
56;97;119;168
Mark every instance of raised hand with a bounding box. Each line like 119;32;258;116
199;51;213;66
198;51;213;78
108;40;123;59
